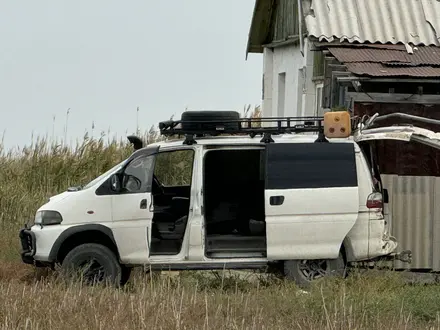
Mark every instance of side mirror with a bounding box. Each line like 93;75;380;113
110;174;121;192
383;188;389;204
121;174;142;192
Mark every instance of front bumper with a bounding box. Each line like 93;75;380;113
19;228;36;264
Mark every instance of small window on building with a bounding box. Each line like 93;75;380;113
277;72;286;117
313;51;325;79
315;83;324;116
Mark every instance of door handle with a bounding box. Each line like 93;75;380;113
269;196;284;206
140;199;148;209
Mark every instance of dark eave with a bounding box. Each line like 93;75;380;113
246;0;276;57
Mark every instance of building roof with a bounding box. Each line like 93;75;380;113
328;46;440;66
247;0;440;55
306;0;440;46
327;44;440;77
246;0;276;54
343;63;440;77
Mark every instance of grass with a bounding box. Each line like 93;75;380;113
1;268;440;329
1;109;440;329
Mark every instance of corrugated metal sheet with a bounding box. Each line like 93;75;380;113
329;46;440;65
381;175;438;270
329;48;410;63
390;47;440;66
345;62;440;77
322;42;407;51
305;0;440;46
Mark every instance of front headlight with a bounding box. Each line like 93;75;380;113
34;211;63;226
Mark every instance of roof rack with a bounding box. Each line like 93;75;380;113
159;116;334;145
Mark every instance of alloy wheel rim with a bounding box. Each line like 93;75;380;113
298;259;329;281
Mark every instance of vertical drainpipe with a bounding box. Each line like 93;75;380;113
298;0;304;56
298;0;304;116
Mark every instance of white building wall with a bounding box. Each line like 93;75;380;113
262;38;318;118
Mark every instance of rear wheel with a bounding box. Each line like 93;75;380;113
284;252;346;288
61;243;122;286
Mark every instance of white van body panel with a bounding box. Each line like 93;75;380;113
111;192;152;264
33;189;113;261
265;187;359;260
26;132;399;268
37;190;112;226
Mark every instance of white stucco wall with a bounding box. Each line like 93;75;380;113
262;38;318;118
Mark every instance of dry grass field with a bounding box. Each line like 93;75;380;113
1;121;440;329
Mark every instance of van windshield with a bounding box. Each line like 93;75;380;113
82;159;128;190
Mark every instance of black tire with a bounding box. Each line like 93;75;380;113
180;110;240;132
61;243;122;286
284;252;346;288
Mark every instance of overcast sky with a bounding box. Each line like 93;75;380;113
0;0;262;150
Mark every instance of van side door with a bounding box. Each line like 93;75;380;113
264;142;360;261
107;148;157;264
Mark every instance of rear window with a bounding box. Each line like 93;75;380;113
266;142;358;189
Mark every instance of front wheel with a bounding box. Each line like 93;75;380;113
61;243;122;286
284;252;346;288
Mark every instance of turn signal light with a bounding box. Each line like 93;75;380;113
324;111;351;138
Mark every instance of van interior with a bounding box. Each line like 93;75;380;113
203;148;267;258
150;150;194;256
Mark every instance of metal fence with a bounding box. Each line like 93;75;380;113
382;174;440;270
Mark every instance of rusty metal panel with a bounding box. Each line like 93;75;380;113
329;46;440;66
305;0;440;46
321;42;407;51
329;48;411;63
382;175;435;269
345;62;440;77
327;46;440;77
392;47;440;66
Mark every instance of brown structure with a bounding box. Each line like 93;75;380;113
312;42;440;175
247;0;440;270
314;41;440;270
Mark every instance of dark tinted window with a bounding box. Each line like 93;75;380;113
266;143;357;189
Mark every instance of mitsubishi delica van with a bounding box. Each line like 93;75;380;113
19;110;413;287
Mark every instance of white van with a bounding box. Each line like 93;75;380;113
19;111;412;287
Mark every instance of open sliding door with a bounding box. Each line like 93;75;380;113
265;142;360;261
